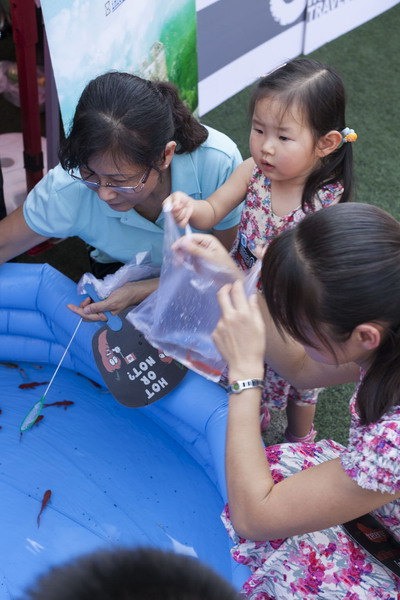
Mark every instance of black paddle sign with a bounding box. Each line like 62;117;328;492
343;513;400;577
92;310;188;407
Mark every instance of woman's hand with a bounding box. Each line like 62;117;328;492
67;295;108;323
66;279;159;322
164;191;194;228
213;280;266;379
172;232;241;274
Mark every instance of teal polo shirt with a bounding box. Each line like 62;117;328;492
23;126;243;266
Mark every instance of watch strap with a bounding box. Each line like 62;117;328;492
226;378;264;395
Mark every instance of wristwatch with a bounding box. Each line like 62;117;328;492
226;379;264;395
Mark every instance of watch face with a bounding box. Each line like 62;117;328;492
232;381;240;392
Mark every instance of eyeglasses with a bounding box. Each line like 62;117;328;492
69;167;151;194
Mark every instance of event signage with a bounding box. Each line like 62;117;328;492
304;0;400;53
40;0;398;121
39;0;198;130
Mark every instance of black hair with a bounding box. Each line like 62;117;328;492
261;202;400;424
59;72;208;173
23;546;240;600
250;57;354;210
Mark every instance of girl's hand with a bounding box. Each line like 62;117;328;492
213;280;266;379
164;191;194;228
172;233;242;273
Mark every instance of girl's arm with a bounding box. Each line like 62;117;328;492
214;282;400;541
227;391;399;541
172;232;243;276
167;158;254;230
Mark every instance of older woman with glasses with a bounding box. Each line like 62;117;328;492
0;71;242;318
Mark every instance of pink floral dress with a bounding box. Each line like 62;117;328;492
230;166;343;410
222;377;400;599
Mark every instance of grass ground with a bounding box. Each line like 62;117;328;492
202;3;400;445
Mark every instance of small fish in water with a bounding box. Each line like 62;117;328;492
1;361;29;380
18;367;29;380
19;381;49;390
37;489;52;527
185;352;222;377
76;372;102;388
43;400;74;410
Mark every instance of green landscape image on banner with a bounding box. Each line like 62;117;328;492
156;1;198;112
40;0;198;131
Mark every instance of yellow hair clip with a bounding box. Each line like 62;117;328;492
341;127;358;143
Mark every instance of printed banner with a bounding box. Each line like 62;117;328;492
40;0;198;131
304;0;400;54
40;0;398;124
196;0;307;115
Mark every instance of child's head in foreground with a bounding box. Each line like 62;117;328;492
23;546;240;600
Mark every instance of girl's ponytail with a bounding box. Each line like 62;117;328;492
155;81;208;154
303;141;354;208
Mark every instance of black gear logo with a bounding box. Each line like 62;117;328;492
269;0;306;26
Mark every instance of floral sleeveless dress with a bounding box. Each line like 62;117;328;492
221;378;400;599
230;166;343;410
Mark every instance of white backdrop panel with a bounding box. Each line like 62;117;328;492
304;0;399;54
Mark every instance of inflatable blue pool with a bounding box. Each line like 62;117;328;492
0;263;249;598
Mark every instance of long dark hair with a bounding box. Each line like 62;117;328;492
261;203;400;424
250;58;354;209
59;71;208;172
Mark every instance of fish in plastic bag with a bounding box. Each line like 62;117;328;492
127;207;260;381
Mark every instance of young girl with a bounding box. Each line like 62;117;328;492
179;202;400;599
169;58;357;441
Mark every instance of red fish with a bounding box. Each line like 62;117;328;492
185;352;222;377
77;372;102;387
43;400;74;409
1;362;28;380
19;381;49;390
18;367;28;380
37;489;52;527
